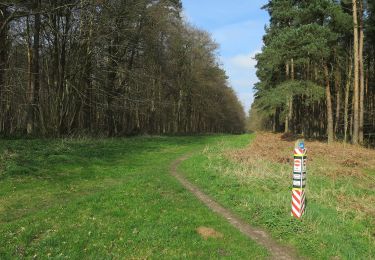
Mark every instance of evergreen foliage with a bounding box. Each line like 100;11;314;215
251;0;375;144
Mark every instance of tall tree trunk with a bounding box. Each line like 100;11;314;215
359;0;365;144
344;56;353;143
284;61;294;133
80;3;94;131
324;63;334;143
0;5;9;134
284;62;289;133
106;40;116;136
352;0;360;144
289;59;294;133
26;0;41;135
273;108;277;132
59;13;69;135
334;66;341;136
26;16;34;134
51;12;60;134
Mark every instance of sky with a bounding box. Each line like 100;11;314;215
181;0;269;114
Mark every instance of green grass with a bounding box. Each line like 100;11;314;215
0;136;268;259
180;134;375;260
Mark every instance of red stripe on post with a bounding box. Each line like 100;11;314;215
292;193;301;204
291;205;301;218
292;200;300;212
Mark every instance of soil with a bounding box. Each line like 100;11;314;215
196;226;223;240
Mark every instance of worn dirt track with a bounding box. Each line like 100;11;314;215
170;154;298;260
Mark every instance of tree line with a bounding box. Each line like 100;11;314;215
250;0;375;145
0;0;245;137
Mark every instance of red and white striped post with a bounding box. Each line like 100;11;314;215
291;139;307;219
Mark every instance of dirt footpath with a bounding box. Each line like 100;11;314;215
170;154;299;260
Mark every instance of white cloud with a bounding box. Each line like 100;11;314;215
221;49;261;114
227;50;259;70
212;20;265;56
223;49;260;88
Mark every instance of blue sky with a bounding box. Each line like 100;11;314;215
181;0;269;114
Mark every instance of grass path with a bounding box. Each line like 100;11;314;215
0;136;268;259
171;153;297;260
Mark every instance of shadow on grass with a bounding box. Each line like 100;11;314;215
0;136;211;182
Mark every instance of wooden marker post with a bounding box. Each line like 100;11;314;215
291;139;307;219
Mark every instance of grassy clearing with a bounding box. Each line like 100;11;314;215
180;133;375;260
0;136;268;259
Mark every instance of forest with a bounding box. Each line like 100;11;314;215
250;0;375;145
0;0;246;137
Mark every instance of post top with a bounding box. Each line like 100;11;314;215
295;139;305;149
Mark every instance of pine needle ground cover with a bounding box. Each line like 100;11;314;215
0;136;268;259
180;133;375;259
